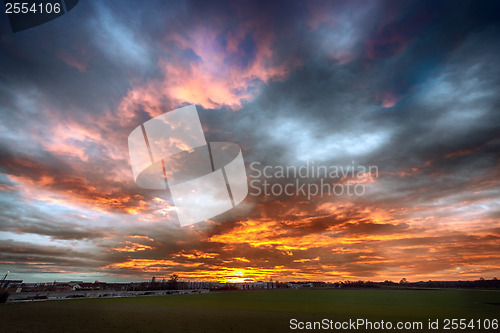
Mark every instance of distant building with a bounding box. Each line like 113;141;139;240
1;280;23;293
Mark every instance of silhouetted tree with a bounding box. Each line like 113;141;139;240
168;274;179;290
0;290;9;303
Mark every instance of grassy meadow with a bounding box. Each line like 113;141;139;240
1;289;499;332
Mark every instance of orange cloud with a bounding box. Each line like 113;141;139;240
112;241;153;253
117;26;300;117
174;250;219;259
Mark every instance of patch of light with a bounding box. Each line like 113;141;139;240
0;231;95;250
268;118;390;161
89;2;152;68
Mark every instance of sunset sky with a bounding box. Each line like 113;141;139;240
1;0;499;283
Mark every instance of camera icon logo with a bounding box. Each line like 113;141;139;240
128;105;248;226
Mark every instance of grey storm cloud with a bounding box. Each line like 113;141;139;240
0;0;499;282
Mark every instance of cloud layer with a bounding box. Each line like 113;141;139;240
0;0;499;282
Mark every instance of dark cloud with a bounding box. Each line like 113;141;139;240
0;0;499;282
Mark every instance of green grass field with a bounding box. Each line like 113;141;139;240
1;289;499;332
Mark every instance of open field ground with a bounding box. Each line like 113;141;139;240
1;289;499;332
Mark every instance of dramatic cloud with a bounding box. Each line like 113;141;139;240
0;0;499;283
